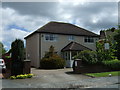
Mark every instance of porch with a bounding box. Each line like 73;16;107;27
61;42;92;68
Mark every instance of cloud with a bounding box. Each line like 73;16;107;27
2;2;60;19
1;7;44;50
2;7;46;31
2;28;28;50
3;29;28;42
1;2;118;50
59;2;118;31
2;2;118;30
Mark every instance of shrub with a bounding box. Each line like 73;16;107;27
74;50;98;65
40;45;65;69
41;55;65;69
102;59;120;70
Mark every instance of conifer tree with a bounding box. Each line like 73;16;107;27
11;39;24;61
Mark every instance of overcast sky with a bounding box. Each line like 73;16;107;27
1;1;119;50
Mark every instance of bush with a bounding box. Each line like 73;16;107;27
41;55;65;69
40;45;65;69
74;50;98;65
102;59;120;70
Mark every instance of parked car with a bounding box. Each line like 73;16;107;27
0;59;6;69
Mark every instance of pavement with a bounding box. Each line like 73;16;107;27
1;68;120;89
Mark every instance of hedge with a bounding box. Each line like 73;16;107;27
102;59;120;70
40;55;65;69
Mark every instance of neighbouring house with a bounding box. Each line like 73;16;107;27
25;21;99;68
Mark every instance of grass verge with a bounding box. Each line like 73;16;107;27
85;71;120;77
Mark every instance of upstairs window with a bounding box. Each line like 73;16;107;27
45;34;57;41
84;37;94;43
68;35;74;41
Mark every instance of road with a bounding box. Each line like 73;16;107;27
1;68;120;89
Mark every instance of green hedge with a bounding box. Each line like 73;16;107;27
40;55;65;69
102;59;120;70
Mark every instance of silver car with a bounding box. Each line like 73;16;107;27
0;59;6;69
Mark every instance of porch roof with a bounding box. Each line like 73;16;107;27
61;42;92;51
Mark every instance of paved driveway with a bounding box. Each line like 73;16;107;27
2;68;120;88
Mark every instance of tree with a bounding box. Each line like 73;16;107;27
0;42;6;54
44;45;55;58
114;29;120;60
11;39;24;61
96;40;116;62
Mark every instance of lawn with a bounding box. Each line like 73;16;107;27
85;71;120;77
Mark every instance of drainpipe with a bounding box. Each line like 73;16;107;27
69;51;72;67
39;34;41;68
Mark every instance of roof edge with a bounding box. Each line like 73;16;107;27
24;31;100;39
24;31;37;39
61;41;92;52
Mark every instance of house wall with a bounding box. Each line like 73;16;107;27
40;33;99;59
26;33;40;68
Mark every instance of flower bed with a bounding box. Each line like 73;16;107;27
10;74;34;79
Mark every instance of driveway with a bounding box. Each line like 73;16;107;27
2;68;120;89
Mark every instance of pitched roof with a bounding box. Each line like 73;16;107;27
61;41;92;51
25;21;99;39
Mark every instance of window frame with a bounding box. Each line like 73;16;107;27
68;35;74;41
44;34;57;42
84;36;94;43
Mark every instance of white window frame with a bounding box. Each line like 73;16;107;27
84;37;94;43
44;34;57;42
68;35;74;41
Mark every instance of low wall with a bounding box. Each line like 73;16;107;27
3;59;31;78
73;59;111;74
23;60;31;74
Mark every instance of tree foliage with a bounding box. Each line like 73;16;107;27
44;45;55;58
0;42;6;58
96;39;117;62
74;50;98;65
114;29;120;60
11;39;24;61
